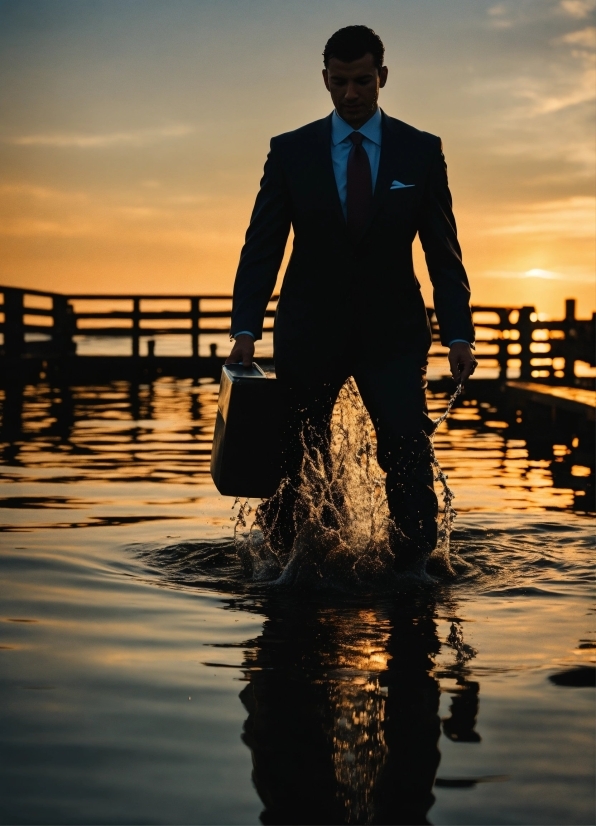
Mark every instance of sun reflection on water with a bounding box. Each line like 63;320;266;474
0;377;592;517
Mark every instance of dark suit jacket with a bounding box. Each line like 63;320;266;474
231;111;474;378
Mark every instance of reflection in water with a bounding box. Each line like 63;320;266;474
0;378;217;483
0;378;592;513
134;526;579;826
1;377;594;825
438;622;481;745
238;595;452;825
442;677;481;744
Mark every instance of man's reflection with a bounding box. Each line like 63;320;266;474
239;595;443;825
442;677;481;743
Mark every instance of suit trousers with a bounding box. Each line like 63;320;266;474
257;353;438;568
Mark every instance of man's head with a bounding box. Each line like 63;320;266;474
322;26;388;129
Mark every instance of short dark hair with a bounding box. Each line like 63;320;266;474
323;25;385;70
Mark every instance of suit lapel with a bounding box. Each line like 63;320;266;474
363;112;415;237
310;112;414;240
312;113;347;230
373;113;398;206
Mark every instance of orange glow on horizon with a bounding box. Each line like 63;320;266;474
0;1;593;319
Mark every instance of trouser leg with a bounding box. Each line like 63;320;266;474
353;355;438;568
256;378;344;553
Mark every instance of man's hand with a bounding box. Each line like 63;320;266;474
226;334;255;367
448;342;477;385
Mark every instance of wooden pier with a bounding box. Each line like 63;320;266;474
0;285;593;392
0;285;592;508
0;287;273;382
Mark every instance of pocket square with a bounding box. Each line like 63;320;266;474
390;180;415;189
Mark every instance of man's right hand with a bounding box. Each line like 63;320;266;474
226;334;255;367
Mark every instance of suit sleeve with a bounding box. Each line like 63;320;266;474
417;138;475;347
230;139;292;340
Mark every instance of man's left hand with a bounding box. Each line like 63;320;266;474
448;342;477;385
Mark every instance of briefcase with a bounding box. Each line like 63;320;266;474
210;363;282;499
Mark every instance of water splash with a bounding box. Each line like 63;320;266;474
428;383;463;575
234;380;462;589
446;620;478;664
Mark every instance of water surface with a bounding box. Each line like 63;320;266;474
0;378;593;825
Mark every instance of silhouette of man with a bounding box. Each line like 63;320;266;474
227;26;476;569
239;596;442;825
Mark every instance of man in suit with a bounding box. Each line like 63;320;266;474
226;25;476;571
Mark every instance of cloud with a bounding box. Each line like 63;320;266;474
522;268;562;279
482;268;562;279
516;65;595;115
559;0;596;18
465;11;595;181
0;181;245;247
0;218;94;238
487;3;513;28
521;24;596;116
508;29;595;117
487;196;596;237
470;4;596;114
6;124;193;148
560;25;596;45
0;184;87;200
480;268;594;283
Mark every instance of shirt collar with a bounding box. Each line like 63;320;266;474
331;107;382;146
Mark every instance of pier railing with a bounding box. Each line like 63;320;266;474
0;286;593;385
0;287;276;359
432;299;595;384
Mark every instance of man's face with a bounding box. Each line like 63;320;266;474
323;53;388;128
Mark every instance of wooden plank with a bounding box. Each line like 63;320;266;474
0;286;59;299
506;381;595;421
21;325;55;334
73;309;277;320
69;325;275;336
74;311;190;319
66;293;238;301
21;307;55;317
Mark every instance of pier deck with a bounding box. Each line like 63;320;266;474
506;381;595;423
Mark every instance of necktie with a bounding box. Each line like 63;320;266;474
347;131;373;237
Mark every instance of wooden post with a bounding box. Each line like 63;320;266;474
518;306;534;381
3;288;25;358
191;297;199;359
497;309;509;380
52;295;76;356
565;298;576;322
132;298;140;358
564;298;577;383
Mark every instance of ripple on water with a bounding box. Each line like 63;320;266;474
1;377;594;825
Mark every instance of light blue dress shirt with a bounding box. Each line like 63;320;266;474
331;108;382;220
233;106;469;347
234;110;382;340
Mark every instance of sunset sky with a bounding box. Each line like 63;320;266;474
0;0;594;317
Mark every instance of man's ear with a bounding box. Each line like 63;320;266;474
322;68;330;91
379;66;388;88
